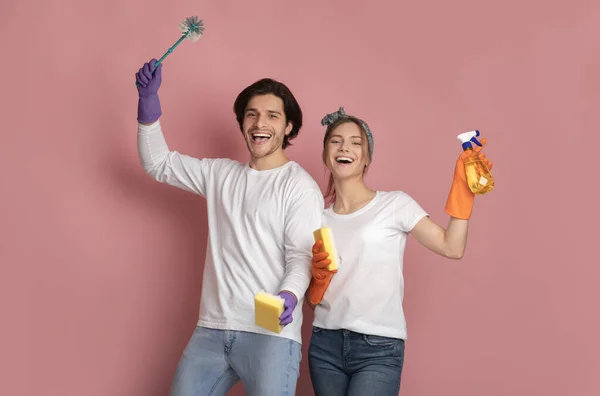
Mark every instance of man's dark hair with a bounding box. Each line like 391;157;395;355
233;78;303;149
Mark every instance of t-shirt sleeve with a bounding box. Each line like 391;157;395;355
279;188;324;300
137;121;219;197
393;191;429;232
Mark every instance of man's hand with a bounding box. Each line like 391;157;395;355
278;291;297;326
135;59;163;125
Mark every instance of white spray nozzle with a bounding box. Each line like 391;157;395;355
457;130;482;150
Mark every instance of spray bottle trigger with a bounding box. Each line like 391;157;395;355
470;130;482;146
470;136;482;146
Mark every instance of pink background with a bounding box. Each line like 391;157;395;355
2;0;599;395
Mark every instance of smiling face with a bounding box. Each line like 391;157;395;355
242;93;293;165
324;120;370;181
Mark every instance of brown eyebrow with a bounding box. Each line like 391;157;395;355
330;134;362;139
245;108;282;115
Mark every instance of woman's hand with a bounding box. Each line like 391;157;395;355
307;240;337;305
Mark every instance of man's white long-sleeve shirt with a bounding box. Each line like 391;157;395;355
137;121;323;344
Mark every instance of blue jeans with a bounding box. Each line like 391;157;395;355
308;327;405;396
170;326;302;396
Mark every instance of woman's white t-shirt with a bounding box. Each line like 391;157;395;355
312;191;428;340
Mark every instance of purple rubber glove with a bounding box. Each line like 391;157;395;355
278;291;297;326
135;59;162;124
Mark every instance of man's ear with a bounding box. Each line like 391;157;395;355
285;121;293;136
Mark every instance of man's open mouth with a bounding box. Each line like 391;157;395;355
252;133;272;142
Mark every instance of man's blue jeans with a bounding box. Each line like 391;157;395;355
308;326;405;396
169;326;302;396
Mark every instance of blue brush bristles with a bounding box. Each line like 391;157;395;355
180;16;205;42
155;15;205;65
135;15;205;86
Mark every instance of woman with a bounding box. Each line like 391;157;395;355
306;107;493;396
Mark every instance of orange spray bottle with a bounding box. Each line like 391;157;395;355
457;130;494;194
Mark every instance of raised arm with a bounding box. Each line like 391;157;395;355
135;59;211;196
410;139;493;259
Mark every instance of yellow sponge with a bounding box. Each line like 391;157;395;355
254;291;285;334
313;226;339;271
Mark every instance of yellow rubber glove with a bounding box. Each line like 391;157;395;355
445;138;493;219
308;240;337;306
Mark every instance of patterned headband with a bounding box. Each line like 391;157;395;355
321;107;374;162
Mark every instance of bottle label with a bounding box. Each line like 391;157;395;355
479;176;488;186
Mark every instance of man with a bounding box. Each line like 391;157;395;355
135;59;323;396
